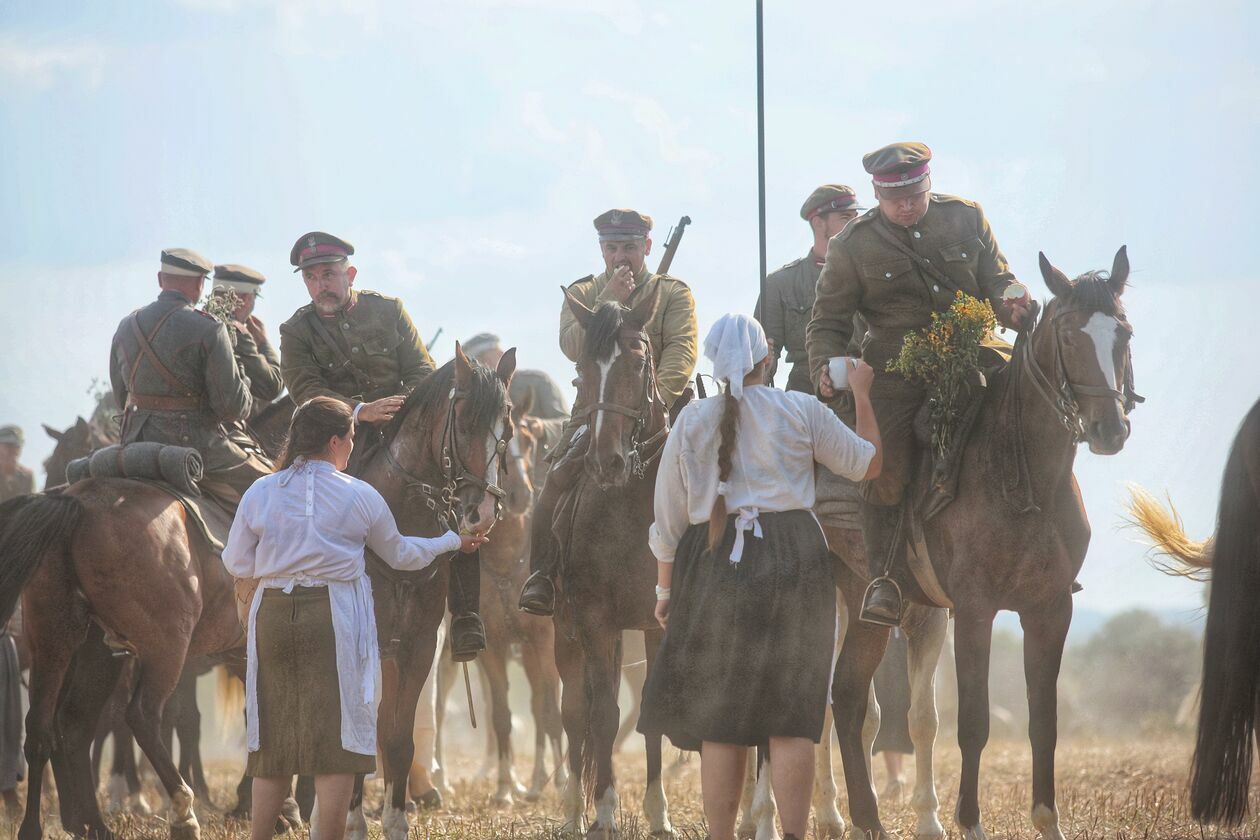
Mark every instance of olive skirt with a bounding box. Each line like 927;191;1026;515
246;587;376;777
638;510;836;750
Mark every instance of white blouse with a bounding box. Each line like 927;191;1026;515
648;385;875;564
223;458;461;756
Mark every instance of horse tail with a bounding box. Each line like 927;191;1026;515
1125;484;1213;578
216;665;245;738
0;493;84;626
1190;401;1260;825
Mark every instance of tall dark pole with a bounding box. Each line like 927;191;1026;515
756;0;767;312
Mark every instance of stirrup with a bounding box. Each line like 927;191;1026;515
518;573;556;617
860;576;904;627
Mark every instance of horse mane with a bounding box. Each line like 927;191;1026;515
1060;270;1126;320
583;301;626;363
384;358;507;444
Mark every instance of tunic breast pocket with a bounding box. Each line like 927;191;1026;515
783;303;811;358
940;237;982;296
860;258;919;313
362;333;400;358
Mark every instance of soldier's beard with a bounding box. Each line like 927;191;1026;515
315;293;346;315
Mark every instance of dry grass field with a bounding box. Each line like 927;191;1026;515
6;734;1259;839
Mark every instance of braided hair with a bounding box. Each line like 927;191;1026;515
707;382;741;554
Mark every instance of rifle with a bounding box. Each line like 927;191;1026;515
657;216;691;275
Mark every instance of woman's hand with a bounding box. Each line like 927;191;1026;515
458;533;488;554
654;597;670;630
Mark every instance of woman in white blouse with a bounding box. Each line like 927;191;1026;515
223;396;483;840
638;314;882;840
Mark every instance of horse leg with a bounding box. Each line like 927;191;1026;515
521;627;560;800
812;600;845;840
120;727;151;815
344;775;368;840
172;671;214;811
125;655;200;840
554;620;587;835
477;663;497;780
481;641;519;807
831;603;890;839
432;637;457;796
736;746;778;840
55;636;126;839
377;635;438;840
953;607;996;840
585;622;622;838
641;628;673;837
1021;596;1072;840
905;607;948;839
613;630;645;755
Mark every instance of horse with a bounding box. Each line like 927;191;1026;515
340;346;516;840
828;247;1139;840
478;407;567;806
1126;395;1260;826
548;286;673;837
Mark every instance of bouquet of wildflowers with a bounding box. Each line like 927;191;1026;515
204;288;242;325
887;291;996;460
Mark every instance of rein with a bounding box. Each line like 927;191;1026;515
583;327;669;479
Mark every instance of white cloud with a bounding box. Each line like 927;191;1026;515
0;38;107;91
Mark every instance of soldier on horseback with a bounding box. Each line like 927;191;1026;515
109;248;273;509
518;208;699;616
208;263;284;418
806;143;1032;626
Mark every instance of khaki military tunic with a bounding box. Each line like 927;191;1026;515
0;467;35;503
232;318;284;415
109;289;269;506
559;267;699;409
756;251;825;393
806;194;1017;505
279;290;435;408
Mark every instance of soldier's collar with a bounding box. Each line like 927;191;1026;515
809;247;826;267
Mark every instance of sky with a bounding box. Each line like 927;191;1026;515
1;0;1256;617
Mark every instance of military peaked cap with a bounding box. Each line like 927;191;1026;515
863;142;933;197
463;332;502;359
290;232;354;272
0;425;23;447
160;248;213;278
800;184;864;220
213;264;266;296
593;209;652;241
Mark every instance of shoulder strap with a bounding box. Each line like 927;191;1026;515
869;222;958;295
128;309;197;397
304;310;374;393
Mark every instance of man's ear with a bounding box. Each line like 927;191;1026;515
346;265;357;285
644;237;653;256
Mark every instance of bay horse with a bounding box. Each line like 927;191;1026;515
1127;395;1260;825
549;286;673;837
479;407;567;806
829;247;1139;840
342;345;516;840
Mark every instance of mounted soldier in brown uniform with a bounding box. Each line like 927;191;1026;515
518;208;699;617
108;248;272;509
806;143;1032;626
208;264;284;418
275;232;488;660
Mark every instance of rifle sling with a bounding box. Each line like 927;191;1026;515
869;220;960;297
305;310;375;396
127;310;198;399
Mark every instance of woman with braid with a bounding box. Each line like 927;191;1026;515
638;314;882;840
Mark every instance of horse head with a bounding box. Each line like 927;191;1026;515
1035;245;1137;455
387;345;515;536
501;402;542;517
41;416;93;490
564;284;665;489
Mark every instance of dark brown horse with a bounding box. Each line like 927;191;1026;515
550;288;673;836
343;346;515;840
1127;395;1260;826
479;408;567;806
828;247;1139;840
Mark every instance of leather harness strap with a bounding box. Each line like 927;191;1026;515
126;309;201;409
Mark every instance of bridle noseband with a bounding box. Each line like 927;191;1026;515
583;327;668;479
384;387;511;532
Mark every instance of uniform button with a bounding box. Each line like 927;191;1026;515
181;435;189;442
885;272;892;279
961;252;968;258
933;284;940;293
341;323;350;330
913;230;922;239
352;347;360;353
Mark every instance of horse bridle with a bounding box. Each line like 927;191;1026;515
1017;300;1144;443
383;387;511;532
583;327;668;479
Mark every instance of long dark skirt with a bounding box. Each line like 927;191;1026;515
638;510;835;750
873;628;914;755
246;587;375;777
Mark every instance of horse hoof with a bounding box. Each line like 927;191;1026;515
958;826;988;840
524;787;543;803
169;818;201;840
586;824;619;839
128;793;153;817
493;792;513;809
344;807;368;840
650;830;676;839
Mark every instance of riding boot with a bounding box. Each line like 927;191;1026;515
519;430;589;616
860;502;906;627
448;549;485;662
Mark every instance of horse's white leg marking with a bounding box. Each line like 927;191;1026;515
862;680;880;779
908;610;948;839
381;782;409;840
552;734;569;792
308;796;321;839
1081;312;1120;390
495;747;515;807
737;752;759;839
643;775;673;836
1031;803;1065;840
751;752;780;840
168;784;200;840
344;804;368;840
813;717;845;838
594;785;620;834
561;772;585;835
528;731;548;800
106;774;128;813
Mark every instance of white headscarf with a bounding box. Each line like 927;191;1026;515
703;313;770;399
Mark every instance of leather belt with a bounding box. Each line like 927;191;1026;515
127;394;203;411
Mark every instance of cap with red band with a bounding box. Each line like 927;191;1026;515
290;231;355;273
863;142;933;198
800;184;864;221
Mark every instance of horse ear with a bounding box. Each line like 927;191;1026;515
1038;252;1073;298
74;416;89;433
625;282;662;331
563;286;594;328
1108;245;1129;297
453;341;473;389
496;347;517;387
43;424;63;442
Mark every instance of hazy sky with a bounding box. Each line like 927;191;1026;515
1;0;1256;616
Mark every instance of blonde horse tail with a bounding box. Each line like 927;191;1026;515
1125;483;1213;579
216;664;245;737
